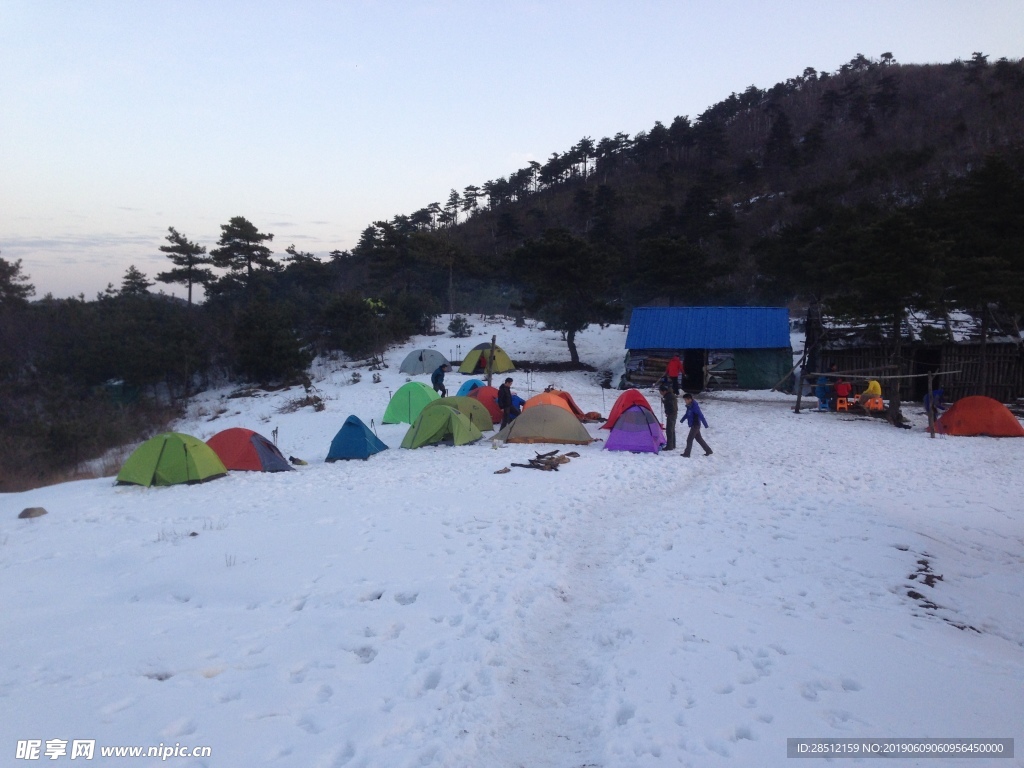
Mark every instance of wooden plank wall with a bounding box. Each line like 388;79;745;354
821;343;1024;402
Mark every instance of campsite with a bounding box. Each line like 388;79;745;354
3;316;1024;767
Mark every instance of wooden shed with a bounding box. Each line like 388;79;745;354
806;306;1024;402
623;307;794;391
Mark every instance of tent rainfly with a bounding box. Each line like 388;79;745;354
456;378;486;397
423;396;494;432
206;427;294;472
603;389;656;430
604;405;666;453
383;382;440;425
492;404;593;445
401;405;483;449
117;432;227;487
457;343;515;374
934;396;1024;437
327;415;389;461
398;349;449;376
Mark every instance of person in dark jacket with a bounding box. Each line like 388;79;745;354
680;393;712;457
431;364;450;397
497;377;514;428
659;383;678;451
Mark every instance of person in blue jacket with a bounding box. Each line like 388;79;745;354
680;393;713;457
431;363;450;397
923;388;946;417
815;374;830;411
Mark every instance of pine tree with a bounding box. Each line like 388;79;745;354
210;217;275;286
156;227;214;305
120;265;153;296
0;254;35;306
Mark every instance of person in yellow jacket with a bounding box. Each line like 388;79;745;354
858;379;884;411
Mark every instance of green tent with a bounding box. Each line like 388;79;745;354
116;432;228;487
423;396;493;432
383;381;440;424
400;405;483;449
457;343;516;374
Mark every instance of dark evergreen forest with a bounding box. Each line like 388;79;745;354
3;53;1023;489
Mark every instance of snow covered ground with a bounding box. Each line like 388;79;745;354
2;317;1023;768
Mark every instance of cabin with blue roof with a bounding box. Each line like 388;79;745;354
623;307;794;391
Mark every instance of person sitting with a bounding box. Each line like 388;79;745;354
857;379;884;411
834;377;852;408
815;375;830;411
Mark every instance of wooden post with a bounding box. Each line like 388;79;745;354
486;335;497;388
926;371;936;438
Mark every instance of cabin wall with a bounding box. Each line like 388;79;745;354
819;343;1024;402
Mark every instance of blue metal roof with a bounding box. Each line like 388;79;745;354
625;307;791;350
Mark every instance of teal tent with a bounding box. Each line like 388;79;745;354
327;416;389;461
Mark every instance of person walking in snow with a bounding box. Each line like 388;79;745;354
680;393;712;457
431;363;450;397
659;382;677;451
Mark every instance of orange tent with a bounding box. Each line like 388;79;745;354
602;389;655;430
523;392;575;416
934;396;1024;437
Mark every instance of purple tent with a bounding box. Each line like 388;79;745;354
604;405;666;453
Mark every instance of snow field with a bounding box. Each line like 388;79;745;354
2;319;1023;767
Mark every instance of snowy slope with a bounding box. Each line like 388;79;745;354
2;317;1023;768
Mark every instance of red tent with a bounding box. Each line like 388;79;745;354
467;385;502;423
934;396;1024;437
206;428;294;471
602;389;656;430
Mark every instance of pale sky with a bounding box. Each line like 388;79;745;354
2;1;1021;299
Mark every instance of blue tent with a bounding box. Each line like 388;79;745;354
326;416;389;461
456;378;486;397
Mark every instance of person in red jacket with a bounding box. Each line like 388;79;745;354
666;354;685;394
834;377;852;407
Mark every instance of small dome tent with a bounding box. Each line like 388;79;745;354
456;378;486;397
423;396;494;432
401;405;483;449
117;432;227;487
327;415;389;461
492;404;593;445
603;389;655;430
935;396;1024;437
467;385;502;423
383;382;440;425
523;392;576;416
399;349;449;376
457;343;515;374
604;405;666;453
206;427;294;472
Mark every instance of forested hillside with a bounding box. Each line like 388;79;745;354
2;52;1023;489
